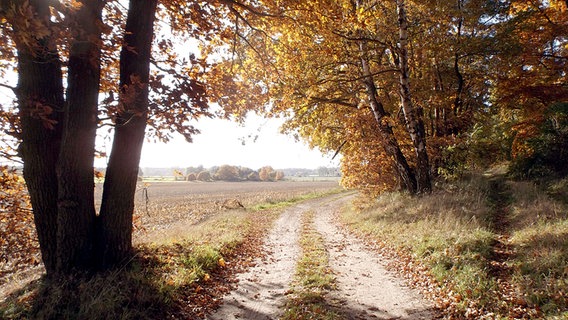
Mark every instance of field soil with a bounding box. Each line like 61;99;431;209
208;193;434;319
127;180;340;243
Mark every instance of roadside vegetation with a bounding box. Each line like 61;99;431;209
341;172;568;319
0;185;342;319
0;207;269;319
283;210;339;320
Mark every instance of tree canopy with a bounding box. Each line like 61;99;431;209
203;0;567;194
0;0;566;275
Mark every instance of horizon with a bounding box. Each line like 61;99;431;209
94;113;341;171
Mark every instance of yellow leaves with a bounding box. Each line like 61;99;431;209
62;0;84;10
509;1;532;15
550;0;567;12
218;257;226;267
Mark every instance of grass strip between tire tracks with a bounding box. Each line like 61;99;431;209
282;210;341;320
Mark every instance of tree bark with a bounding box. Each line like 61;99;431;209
56;0;104;273
4;0;65;275
359;41;417;193
395;0;431;193
99;0;158;268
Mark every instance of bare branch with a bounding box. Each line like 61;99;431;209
0;83;16;93
332;140;347;160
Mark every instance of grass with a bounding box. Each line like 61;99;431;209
506;180;568;318
1;188;343;319
0;211;256;319
282;210;340;320
340;174;568;318
250;188;343;211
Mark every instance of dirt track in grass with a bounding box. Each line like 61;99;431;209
208;192;435;320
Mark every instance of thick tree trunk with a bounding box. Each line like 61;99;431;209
56;0;104;273
99;0;158;268
5;0;65;275
395;0;431;193
359;42;417;193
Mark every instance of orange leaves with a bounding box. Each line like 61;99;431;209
0;166;41;277
27;99;58;129
4;0;51;44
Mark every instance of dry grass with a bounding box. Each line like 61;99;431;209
0;208;267;319
341;174;568;318
283;210;339;320
506;179;568;317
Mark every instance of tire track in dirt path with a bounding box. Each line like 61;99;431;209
313;194;435;320
206;196;316;319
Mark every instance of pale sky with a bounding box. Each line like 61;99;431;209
2;87;337;171
95;114;339;170
0;33;338;170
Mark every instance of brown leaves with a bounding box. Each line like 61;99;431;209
0;166;41;282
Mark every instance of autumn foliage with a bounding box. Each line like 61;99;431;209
203;0;567;193
0;166;40;278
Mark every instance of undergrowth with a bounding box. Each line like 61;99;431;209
341;174;568;319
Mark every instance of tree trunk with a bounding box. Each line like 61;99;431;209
359;41;417;193
395;0;431;193
56;0;104;273
5;0;65;275
99;0;158;268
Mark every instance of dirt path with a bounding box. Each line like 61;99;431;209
208;193;434;319
314;195;434;319
206;197;308;320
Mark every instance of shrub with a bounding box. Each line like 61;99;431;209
0;166;41;277
247;171;260;181
196;171;211;181
509;103;568;179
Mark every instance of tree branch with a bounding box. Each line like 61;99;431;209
0;82;16;93
332;140;347;160
219;0;281;18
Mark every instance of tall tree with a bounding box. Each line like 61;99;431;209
1;0;65;275
394;0;431;193
99;0;158;269
205;0;429;193
56;0;104;273
0;0;208;275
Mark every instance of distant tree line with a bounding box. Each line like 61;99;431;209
135;165;341;182
186;165;284;182
135;165;285;182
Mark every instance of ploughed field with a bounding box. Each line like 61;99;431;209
96;180;341;243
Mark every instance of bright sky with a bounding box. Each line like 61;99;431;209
0;26;338;171
1;89;338;171
95;114;339;170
